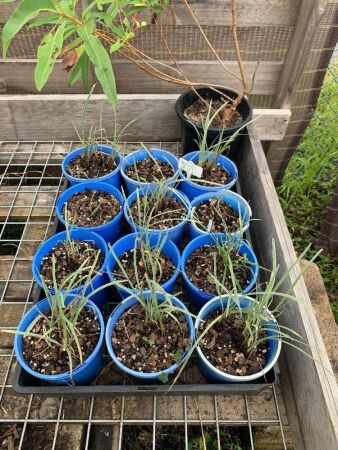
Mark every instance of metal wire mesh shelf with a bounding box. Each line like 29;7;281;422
0;140;290;450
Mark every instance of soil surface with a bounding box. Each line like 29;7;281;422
185;244;252;295
113;247;175;289
67;150;117;179
0;424;22;450
40;240;104;289
62;189;121;227
129;195;187;229
193;198;240;233
125;157;174;183
23;306;100;375
199;309;268;376
184;98;243;128
183;160;232;187
112;304;189;373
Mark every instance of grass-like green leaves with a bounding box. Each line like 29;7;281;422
109;232;171;295
190;102;256;168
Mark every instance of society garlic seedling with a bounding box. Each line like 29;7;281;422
171;241;327;388
126;183;189;231
3;257;101;372
109;232;171;295
128;143;180;185
205;233;256;297
191;195;249;236
130;282;191;332
191;102;256;168
203;241;322;354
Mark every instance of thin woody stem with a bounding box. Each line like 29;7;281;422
182;0;243;85
230;0;249;107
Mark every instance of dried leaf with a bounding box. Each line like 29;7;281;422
62;49;78;72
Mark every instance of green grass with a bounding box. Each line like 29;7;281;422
278;60;338;323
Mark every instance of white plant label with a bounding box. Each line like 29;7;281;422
178;158;203;178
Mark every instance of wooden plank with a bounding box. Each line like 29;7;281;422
0;0;301;26
169;0;301;27
0;185;58;220
238;125;338;450
267;0;329;183
0;94;291;142
0;60;92;94
272;0;329;109
0;59;282;96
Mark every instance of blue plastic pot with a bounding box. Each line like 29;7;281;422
62;145;122;188
107;232;181;299
179;151;238;200
14;295;105;385
189;190;252;239
181;233;259;309
121;148;179;194
56;181;124;243
124;186;191;245
32;229;110;309
105;292;194;382
195;296;281;382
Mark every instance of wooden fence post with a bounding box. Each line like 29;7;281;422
266;0;329;185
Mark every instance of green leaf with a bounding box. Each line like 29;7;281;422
65;36;83;51
35;22;66;91
69;51;85;86
2;0;55;57
158;373;169;384
110;41;122;53
81;53;89;90
77;24;117;106
173;347;184;364
27;14;60;29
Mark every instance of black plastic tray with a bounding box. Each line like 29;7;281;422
12;179;276;396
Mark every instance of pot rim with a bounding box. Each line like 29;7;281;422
121;148;179;188
56;181;124;232
189;190;252;236
181;233;259;299
14;296;105;382
124;186;191;234
105;293;194;379
175;86;253;134
62;145;122;183
106;231;181;294
179;151;238;191
195;295;282;381
32;229;109;292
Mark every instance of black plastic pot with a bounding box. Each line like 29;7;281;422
175;87;253;157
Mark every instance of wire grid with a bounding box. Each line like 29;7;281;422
0;140;289;450
0;24;293;62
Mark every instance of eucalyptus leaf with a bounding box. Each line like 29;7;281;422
78;24;117;105
27;14;60;29
81;53;89;90
69;51;86;86
35;22;67;91
2;0;55;57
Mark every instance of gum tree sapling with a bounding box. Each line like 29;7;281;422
1;0;253;124
1;0;170;105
